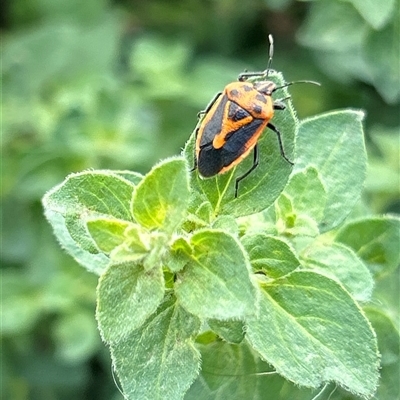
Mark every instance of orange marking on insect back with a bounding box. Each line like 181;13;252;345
218;119;268;174
224;82;275;121
212;101;253;149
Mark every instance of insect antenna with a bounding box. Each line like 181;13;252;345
273;80;321;92
265;34;274;78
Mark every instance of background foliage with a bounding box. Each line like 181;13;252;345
2;0;399;399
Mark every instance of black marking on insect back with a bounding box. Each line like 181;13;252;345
230;89;240;97
197;119;264;177
221;119;264;167
255;93;267;104
199;95;229;147
243;85;253;92
198;145;225;177
252;104;263;114
228;102;250;121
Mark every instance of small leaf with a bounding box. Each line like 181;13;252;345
295;110;367;232
53;312;100;363
186;341;316;400
96;262;165;343
301;241;374;301
87;218;131;253
113;171;143;186
211;215;239;236
246;271;379;398
335;215;400;278
175;230;257;320
365;307;400;400
282;167;326;220
297;1;367;51
42;171;135;273
109;244;147;264
110;294;201;400
364;18;400;104
184;71;296;218
208;319;245;344
167;236;193;273
241;234;300;278
345;0;395;30
132;157;190;234
276;167;326;236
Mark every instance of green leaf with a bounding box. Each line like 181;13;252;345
186;341;316;400
207;319;245;344
96;262;165;343
132;157;190;234
211;215;239;236
295;110;366;232
297;1;367;51
301;241;374;301
365;307;400;400
86;217;131;253
335;215;400;278
175;230;257;320
241;234;300;278
110;294;201;400
246;271;379;398
276;167;326;236
0;271;42;334
113;170;143;186
167;236;193;273
43;170;135;273
53;311;100;363
364;17;400;104
186;341;272;399
98;223;152;264
344;0;396;29
184;71;296;218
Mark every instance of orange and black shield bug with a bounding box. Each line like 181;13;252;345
192;34;319;198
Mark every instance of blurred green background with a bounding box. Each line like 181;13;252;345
1;0;399;399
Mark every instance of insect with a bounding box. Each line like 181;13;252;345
192;34;319;198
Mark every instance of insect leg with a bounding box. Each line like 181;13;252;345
273;101;286;110
273;96;291;110
267;122;294;165
234;144;259;198
238;71;267;82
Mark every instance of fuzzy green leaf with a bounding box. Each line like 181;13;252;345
335;215;400;278
96;262;165;343
186;341;318;400
276;167;326;236
175;230;257;320
42;170;136;273
86;218;131;253
365;307;400;400
207;319;245;344
246;271;379;398
301;241;374;301
241;234;300;278
110;294;201;400
132;157;190;234
295;110;366;232
167;236;193;273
